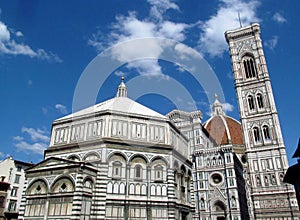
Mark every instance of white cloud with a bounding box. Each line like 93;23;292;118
0;151;5;158
264;36;278;50
272;12;287;23
114;70;125;77
15;31;23;37
21;127;50;142
0;21;10;41
198;0;260;57
13;136;24;141
158;21;187;41
222;102;234;113
147;0;179;21
28;80;33;86
0;19;62;62
15;141;47;155
13;127;49;155
55;104;68;114
88;2;188;79
126;59;169;79
174;43;201;60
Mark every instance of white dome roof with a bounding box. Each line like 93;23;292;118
55;96;166;122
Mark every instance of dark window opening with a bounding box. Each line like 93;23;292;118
248;95;255;111
253;127;260;142
263;125;271;141
257;93;264;109
243;57;257;78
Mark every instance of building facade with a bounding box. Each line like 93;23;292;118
19;78;195;220
0;176;10;220
0;157;33;220
18;23;299;219
225;23;299;219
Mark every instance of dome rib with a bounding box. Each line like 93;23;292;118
204;115;244;145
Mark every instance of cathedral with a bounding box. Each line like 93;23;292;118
18;23;299;219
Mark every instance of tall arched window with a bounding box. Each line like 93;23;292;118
135;165;142;179
154;165;163;180
247;95;255;111
256;93;264;109
262;125;271;141
253;127;260;142
243;56;257;78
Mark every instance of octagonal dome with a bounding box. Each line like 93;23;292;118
203;96;244;145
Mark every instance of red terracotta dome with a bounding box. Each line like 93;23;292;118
204;96;244;146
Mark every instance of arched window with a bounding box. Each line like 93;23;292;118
247;95;255;111
212;157;216;166
154;165;163;180
112;161;122;178
135;165;142;179
243;56;257;78
218;156;222;165
207;158;210;166
256;175;261;186
262;125;271;141
264;175;269;186
200;198;205;209
256;93;264;109
253;127;260;142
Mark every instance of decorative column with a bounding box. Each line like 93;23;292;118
18;178;28;220
90;163;108;219
167;167;176;220
71;171;83;219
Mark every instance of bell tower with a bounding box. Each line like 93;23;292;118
225;23;299;218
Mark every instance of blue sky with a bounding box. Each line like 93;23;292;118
0;0;299;164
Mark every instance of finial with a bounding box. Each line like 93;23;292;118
121;75;124;81
212;94;224;116
116;75;127;97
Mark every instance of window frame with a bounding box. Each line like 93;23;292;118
247;95;255;111
256;93;264;109
11;187;18;197
14;174;21;184
262;125;271;141
243;55;257;79
253;127;261;143
135;164;142;179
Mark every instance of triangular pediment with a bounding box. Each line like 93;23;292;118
26;157;81;172
239;42;252;54
209;187;226;204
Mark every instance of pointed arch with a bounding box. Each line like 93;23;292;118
262;125;271;141
241;53;257;79
247;94;255;111
253;126;261;143
256;92;264;109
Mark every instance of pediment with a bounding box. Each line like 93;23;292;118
209;187;226;204
26;157;80;172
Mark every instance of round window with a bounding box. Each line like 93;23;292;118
211;173;223;185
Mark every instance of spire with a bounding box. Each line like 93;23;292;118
212;94;224;116
116;75;127;97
